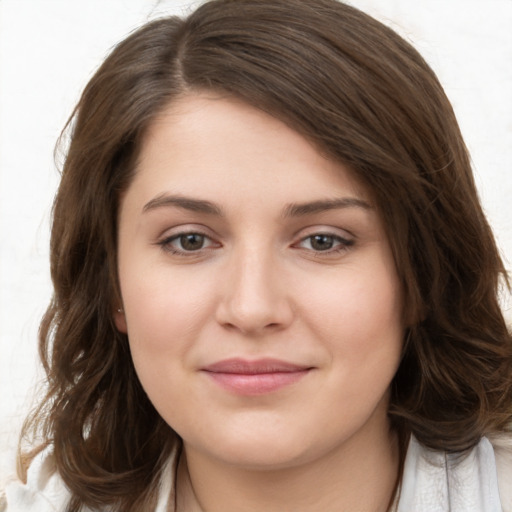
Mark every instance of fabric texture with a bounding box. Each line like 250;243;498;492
393;436;506;512
1;435;510;511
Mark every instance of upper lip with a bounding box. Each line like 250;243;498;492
201;358;312;374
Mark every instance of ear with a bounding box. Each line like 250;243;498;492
114;307;128;333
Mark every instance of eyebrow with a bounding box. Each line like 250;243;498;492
143;194;223;216
283;197;372;217
142;194;371;217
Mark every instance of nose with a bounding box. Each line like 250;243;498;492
215;246;294;336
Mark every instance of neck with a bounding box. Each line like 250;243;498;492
176;422;400;512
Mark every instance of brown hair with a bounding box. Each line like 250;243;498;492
20;0;512;510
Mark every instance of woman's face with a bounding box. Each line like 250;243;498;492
115;93;404;470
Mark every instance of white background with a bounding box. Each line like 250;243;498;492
1;0;511;479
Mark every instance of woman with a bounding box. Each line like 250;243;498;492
4;0;512;510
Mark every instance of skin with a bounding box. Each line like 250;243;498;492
115;93;404;511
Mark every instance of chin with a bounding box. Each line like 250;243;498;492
181;421;335;471
214;442;312;470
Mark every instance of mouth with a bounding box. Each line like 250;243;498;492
200;358;313;395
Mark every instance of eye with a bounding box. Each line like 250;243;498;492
175;233;208;251
158;231;218;255
296;233;354;253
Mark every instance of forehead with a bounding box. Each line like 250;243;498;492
133;93;371;208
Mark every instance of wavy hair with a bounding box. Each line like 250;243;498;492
20;0;512;510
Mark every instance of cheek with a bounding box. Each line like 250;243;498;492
119;264;216;373
304;268;402;342
121;275;209;421
297;256;404;398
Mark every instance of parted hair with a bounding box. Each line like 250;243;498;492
20;0;512;510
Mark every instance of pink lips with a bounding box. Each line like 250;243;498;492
201;358;312;395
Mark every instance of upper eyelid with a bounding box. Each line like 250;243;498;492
165;231;212;242
157;224;217;239
292;225;355;241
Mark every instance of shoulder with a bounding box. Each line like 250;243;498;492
1;444;180;512
1;447;72;512
489;433;512;512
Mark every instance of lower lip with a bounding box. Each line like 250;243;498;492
203;370;310;395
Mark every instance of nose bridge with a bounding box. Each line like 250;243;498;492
217;239;291;333
235;243;274;302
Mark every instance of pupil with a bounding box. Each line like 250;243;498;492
181;234;204;251
311;235;333;251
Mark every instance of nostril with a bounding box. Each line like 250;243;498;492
221;321;280;333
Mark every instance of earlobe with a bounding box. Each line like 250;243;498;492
114;307;128;333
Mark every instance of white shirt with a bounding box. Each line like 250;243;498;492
2;435;511;511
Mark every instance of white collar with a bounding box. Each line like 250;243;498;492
396;435;502;511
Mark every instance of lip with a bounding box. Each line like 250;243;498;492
201;358;313;395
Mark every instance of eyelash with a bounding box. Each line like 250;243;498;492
157;231;354;257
